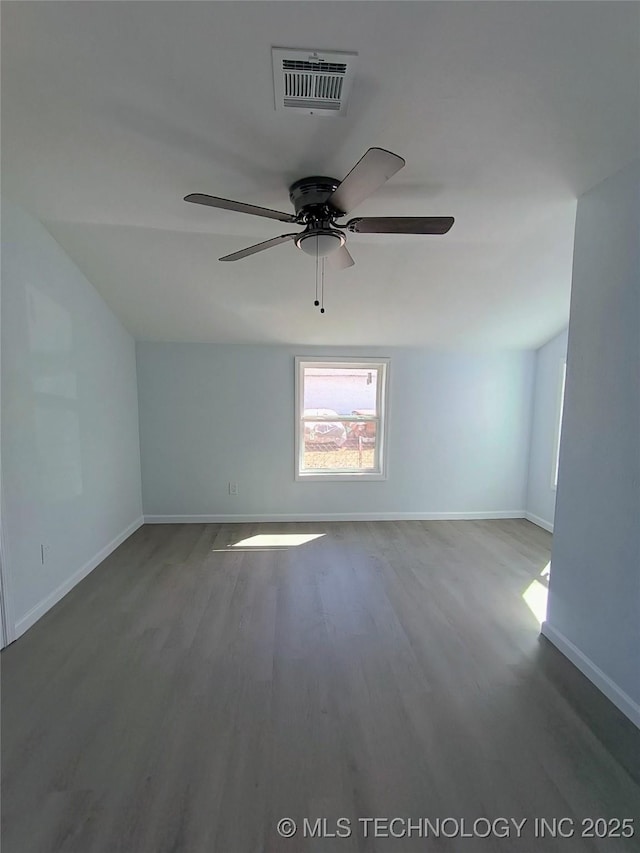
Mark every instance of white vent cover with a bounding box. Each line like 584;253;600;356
272;48;358;117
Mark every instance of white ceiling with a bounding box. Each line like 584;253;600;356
2;2;638;348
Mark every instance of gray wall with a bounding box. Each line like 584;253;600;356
526;328;569;530
544;160;640;722
1;201;143;636
137;342;534;519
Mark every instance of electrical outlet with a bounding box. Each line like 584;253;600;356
40;544;51;565
229;481;239;496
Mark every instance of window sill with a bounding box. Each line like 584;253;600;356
296;471;387;483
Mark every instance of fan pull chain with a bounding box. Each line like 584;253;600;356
313;236;320;307
320;257;325;314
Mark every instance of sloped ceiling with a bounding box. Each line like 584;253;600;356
2;2;638;348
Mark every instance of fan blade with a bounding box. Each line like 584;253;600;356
327;148;405;215
329;244;355;270
219;233;297;262
346;216;454;235
185;193;296;223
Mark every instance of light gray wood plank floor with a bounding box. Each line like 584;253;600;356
2;520;639;852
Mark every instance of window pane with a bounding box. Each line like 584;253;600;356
553;362;567;487
296;358;388;480
302;418;378;471
303;367;379;415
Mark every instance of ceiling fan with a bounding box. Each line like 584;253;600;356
184;147;454;270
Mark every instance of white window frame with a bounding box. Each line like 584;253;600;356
551;359;567;490
295;357;390;482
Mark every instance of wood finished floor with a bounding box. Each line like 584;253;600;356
2;520;639;852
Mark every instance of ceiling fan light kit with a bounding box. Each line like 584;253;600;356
184;147;454;311
296;230;345;257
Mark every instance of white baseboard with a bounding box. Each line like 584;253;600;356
14;516;144;640
144;511;526;524
525;512;554;532
541;621;640;730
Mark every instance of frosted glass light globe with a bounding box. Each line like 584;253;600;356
297;232;344;257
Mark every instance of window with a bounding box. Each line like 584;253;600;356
552;360;567;489
295;358;389;480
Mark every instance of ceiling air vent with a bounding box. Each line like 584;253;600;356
272;48;358;117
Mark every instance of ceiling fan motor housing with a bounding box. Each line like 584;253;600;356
289;176;341;216
289;176;347;256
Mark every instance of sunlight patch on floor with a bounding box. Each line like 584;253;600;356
522;562;551;625
221;533;326;550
